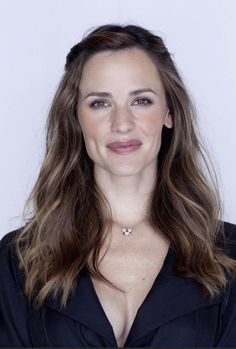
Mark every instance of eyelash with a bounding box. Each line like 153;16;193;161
89;98;152;109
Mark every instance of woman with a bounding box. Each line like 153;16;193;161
0;24;236;347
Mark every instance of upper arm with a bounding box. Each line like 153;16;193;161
215;278;236;346
0;231;33;346
215;221;236;346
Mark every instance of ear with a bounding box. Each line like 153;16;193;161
164;109;173;129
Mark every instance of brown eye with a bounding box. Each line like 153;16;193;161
133;98;152;106
90;100;110;108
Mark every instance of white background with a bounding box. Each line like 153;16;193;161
0;0;235;238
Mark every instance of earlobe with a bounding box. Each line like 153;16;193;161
164;109;173;129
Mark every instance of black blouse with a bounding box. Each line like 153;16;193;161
0;221;236;347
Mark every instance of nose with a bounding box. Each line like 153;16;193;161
110;105;135;133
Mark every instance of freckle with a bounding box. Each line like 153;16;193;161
142;277;146;281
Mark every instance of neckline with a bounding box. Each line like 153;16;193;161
84;246;175;347
45;245;222;347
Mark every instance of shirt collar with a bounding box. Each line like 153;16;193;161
44;247;223;346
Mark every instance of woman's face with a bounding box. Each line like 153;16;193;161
77;47;173;177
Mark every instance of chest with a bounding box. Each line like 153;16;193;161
89;234;169;347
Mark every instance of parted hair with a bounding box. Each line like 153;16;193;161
14;23;236;309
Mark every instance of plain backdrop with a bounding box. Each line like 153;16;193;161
0;0;235;238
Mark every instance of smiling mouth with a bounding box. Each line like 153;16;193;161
107;142;142;155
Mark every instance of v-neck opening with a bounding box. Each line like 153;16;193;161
84;246;175;347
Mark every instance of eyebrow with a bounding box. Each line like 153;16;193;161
84;88;158;99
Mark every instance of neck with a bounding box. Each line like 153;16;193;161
94;164;157;227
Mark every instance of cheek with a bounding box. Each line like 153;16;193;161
78;113;98;141
78;115;106;159
142;114;164;138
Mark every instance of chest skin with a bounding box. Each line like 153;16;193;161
88;226;170;347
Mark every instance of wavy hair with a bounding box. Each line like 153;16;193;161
15;23;236;309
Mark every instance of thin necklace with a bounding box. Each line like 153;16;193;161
121;227;133;237
113;219;146;237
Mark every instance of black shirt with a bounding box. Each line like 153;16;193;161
0;221;236;347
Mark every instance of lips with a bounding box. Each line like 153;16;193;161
106;139;142;154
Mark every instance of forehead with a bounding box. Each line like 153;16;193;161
79;47;163;91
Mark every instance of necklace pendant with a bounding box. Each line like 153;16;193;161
121;227;133;236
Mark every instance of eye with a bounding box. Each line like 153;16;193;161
89;100;110;109
133;98;152;106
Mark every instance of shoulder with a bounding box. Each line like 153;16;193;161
0;227;25;287
0;227;24;262
0;228;34;346
0;227;23;248
214;222;236;345
222;220;236;238
221;221;236;259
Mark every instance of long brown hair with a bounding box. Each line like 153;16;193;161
15;24;236;309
